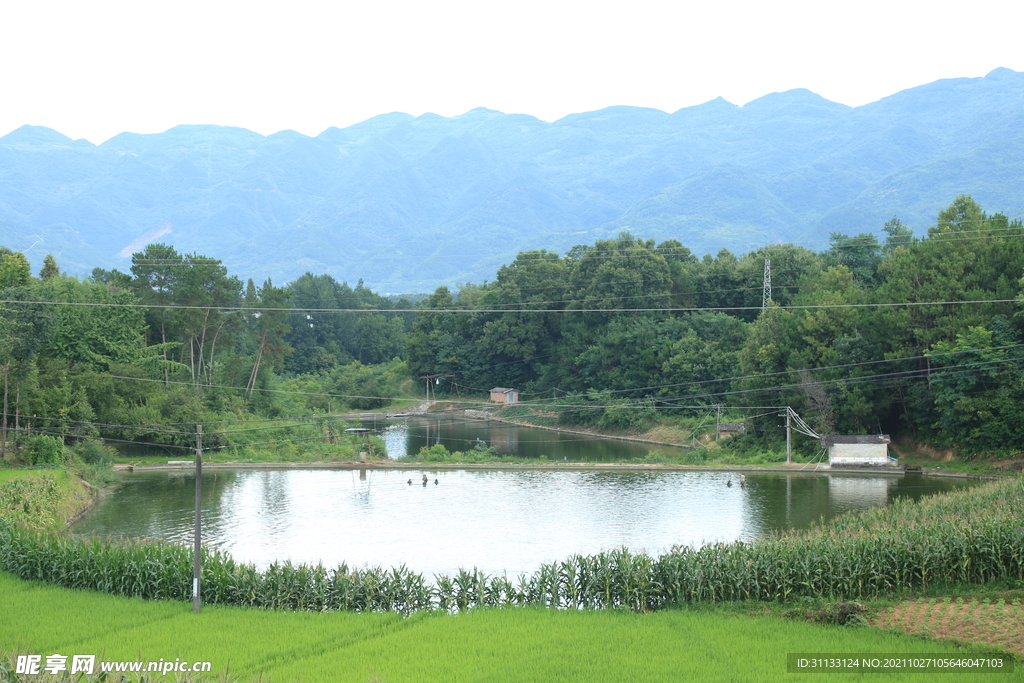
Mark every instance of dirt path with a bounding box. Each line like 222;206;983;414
399;379;424;399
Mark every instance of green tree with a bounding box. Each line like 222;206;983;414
825;233;881;284
39;254;60;280
243;279;292;395
35;275;146;370
173;253;242;388
352;313;405;365
474;250;569;389
0;292;51;459
131;243;184;383
0;248;32;290
875;195;1024;357
405;286;483;384
882;216;914;254
926;324;1024;452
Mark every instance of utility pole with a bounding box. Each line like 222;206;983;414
762;259;772;310
420;374;454;402
785;407;792;464
716;404;722;441
193;424;202;613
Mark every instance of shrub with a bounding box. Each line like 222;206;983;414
26;436;65;466
73;440;113;466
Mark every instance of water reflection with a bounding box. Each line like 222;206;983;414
73;469;978;578
378;417;682;461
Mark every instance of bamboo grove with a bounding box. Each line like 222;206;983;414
2;476;1021;613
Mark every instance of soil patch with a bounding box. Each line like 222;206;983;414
873;597;1024;657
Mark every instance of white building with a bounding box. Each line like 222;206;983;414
821;434;895;467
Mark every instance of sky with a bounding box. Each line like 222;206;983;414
2;0;1023;145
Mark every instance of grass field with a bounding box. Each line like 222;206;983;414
1;573;1018;683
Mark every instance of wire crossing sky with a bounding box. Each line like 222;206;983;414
2;0;1023;144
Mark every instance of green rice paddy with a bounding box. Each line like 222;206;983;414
1;572;1016;683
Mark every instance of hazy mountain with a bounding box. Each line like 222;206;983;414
2;68;1022;291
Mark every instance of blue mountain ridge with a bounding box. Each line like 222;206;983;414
1;68;1022;292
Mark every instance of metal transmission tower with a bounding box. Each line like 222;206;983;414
762;259;771;310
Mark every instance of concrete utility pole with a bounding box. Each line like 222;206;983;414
785;408;792;464
193;424;202;613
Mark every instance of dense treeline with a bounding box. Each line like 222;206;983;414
0;243;410;457
409;195;1024;456
1;193;1023;459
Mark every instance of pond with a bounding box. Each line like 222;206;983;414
374;415;685;461
72;468;978;578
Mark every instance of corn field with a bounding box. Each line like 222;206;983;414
0;474;66;532
1;477;1021;614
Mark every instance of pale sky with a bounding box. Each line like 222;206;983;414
2;0;1022;145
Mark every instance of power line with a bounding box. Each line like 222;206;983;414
3;296;1022;315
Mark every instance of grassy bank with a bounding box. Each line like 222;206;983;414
1;572;1015;683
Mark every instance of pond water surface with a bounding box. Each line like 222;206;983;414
375;415;684;461
73;468;978;578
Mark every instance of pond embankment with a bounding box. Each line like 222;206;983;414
115;459;999;480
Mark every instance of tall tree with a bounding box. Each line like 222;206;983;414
0;293;50;458
882;216;915;254
825;233;882;285
244;279;291;394
173;253;241;388
39;255;60;280
131;243;183;383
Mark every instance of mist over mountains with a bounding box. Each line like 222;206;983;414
2;67;1022;292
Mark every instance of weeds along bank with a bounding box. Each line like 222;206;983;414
1;475;1022;613
0;469;96;533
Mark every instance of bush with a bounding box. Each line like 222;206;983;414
419;444;454;462
598;400;656;433
73;440;113;465
812;602;867;626
26;436;65;466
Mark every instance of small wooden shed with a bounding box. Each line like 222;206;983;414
489;387;519;404
821;434;894;467
717;422;746;438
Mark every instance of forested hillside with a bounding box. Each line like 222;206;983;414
409;195;1024;455
2;195;1023;461
1;69;1022;291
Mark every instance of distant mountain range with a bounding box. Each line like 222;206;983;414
2;67;1023;292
